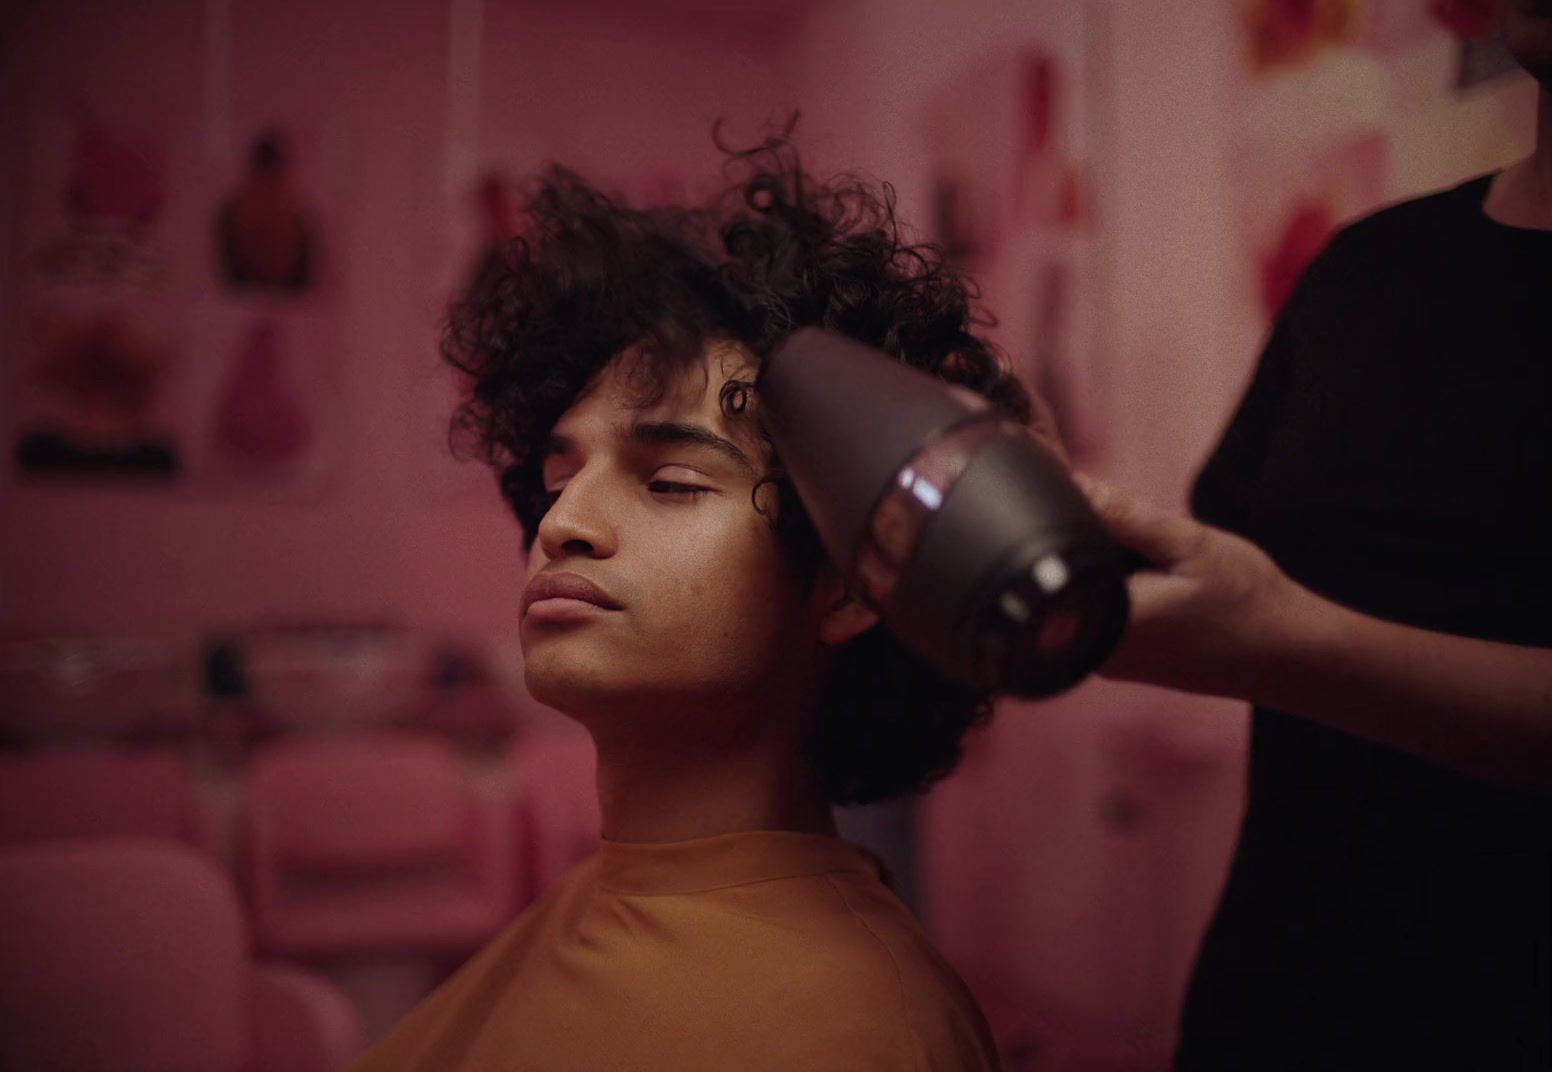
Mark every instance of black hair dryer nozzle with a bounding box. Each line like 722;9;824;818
758;328;1130;698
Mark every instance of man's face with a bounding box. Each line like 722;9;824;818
519;343;827;732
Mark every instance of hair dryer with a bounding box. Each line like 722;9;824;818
758;328;1129;698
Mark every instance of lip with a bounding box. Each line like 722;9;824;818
521;571;623;620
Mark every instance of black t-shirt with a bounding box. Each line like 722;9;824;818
1178;175;1552;1070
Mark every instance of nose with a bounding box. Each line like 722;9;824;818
534;467;618;561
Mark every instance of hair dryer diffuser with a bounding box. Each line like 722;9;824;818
758;328;1129;697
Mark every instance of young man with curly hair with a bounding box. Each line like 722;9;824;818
351;140;1048;1072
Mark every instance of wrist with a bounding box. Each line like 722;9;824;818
1255;579;1347;713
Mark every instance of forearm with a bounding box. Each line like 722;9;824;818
1265;590;1552;793
1080;475;1552;792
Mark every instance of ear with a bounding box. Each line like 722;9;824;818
1027;391;1072;465
815;569;882;646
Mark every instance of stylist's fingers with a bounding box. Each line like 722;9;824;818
1072;473;1204;568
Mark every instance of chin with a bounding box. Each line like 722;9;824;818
524;657;745;733
525;661;603;711
520;641;633;713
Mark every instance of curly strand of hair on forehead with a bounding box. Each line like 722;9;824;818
443;118;1038;805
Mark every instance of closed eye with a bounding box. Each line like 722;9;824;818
534;479;710;516
647;480;712;499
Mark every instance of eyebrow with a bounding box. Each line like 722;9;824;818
542;420;757;473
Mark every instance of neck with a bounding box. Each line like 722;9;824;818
1485;86;1552;229
587;700;836;845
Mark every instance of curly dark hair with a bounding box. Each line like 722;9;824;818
445;126;1036;806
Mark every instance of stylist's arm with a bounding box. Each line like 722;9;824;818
1077;474;1552;794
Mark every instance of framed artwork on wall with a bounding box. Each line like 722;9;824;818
4;81;199;484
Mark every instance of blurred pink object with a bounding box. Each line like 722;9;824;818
1241;0;1362;72
406;644;518;746
0;637;201;746
507;728;599;909
1259;199;1335;318
219;131;315;291
244;734;514;957
67;110;164;228
244;628;427;735
476;171;519;242
249;961;365;1072
0;839;362;1072
0;747;206;850
1429;0;1499;39
215;320;312;467
1020;53;1056;158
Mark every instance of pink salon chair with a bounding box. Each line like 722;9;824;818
249;961;367;1072
0;838;363;1072
507;727;600;909
244;734;514;958
0;746;207;850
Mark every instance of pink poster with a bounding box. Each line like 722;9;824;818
2;0;204;482
10;289;187;480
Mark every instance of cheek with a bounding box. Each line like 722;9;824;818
644;511;803;646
